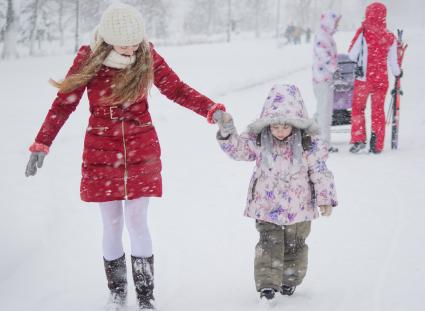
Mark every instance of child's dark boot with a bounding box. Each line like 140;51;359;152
280;285;296;296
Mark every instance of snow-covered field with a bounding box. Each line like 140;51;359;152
1;30;424;311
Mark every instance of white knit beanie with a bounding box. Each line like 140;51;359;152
98;3;145;46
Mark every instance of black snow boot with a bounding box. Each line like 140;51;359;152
104;254;127;310
132;255;155;310
260;288;276;300
280;285;296;296
369;133;381;154
328;146;339;153
349;142;366;153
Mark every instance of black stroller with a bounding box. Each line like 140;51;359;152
332;54;356;132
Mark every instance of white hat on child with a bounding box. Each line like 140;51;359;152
97;2;145;47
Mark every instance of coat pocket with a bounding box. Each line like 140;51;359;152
128;121;153;135
134;121;152;128
86;126;109;135
87;126;109;131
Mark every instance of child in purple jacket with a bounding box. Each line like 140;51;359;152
213;84;337;302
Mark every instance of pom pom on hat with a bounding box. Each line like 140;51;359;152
98;2;145;46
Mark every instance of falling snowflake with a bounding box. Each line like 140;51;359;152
66;94;77;104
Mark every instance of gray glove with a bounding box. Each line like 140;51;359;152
25;152;46;177
319;205;333;217
212;110;224;124
213;110;236;138
333;69;342;80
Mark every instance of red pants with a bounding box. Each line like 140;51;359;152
350;80;388;152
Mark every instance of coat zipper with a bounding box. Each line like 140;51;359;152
121;121;128;199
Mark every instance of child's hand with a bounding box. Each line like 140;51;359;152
214;111;236;137
221;112;233;123
319;205;333;217
212;110;224;124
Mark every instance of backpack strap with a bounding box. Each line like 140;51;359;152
256;133;262;146
301;130;313;151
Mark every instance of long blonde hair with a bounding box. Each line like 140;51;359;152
50;41;154;106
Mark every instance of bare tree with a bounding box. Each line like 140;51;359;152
28;0;40;55
285;0;312;28
19;0;58;55
206;0;214;35
226;0;231;42
244;0;273;38
276;0;281;37
254;0;260;38
298;0;312;28
1;0;19;59
0;0;8;42
58;0;64;46
183;0;211;36
129;0;169;39
74;0;79;52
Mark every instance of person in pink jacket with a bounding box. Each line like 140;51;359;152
312;10;341;153
213;84;338;303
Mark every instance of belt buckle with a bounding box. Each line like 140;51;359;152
109;106;119;120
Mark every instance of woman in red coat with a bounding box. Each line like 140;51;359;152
348;2;401;154
24;3;224;310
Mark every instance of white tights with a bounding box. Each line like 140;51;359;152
99;197;152;261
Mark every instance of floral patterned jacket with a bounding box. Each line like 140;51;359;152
218;132;337;225
312;10;341;84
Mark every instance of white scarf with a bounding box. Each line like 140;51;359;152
90;28;136;69
103;49;136;69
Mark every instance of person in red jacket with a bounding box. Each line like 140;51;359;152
24;3;225;310
348;2;401;154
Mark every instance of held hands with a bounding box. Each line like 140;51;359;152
333;69;342;80
319;205;333;217
213;110;236;138
25;152;46;177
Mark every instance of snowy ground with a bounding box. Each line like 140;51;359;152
1;30;424;311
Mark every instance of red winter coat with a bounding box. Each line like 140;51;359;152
34;45;220;202
348;2;395;87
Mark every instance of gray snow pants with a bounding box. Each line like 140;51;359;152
254;220;311;291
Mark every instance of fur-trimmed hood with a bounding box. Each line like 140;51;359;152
320;10;341;35
247;84;319;135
